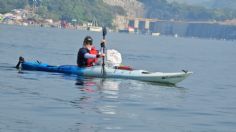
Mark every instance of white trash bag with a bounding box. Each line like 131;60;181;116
106;49;122;67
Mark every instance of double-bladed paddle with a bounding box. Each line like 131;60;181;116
101;27;107;77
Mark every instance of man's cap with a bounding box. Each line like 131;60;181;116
84;36;93;45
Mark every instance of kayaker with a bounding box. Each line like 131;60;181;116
77;36;105;67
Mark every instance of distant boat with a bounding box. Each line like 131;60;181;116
118;29;129;33
152;32;160;36
87;18;102;32
118;26;135;33
87;26;102;32
174;34;178;38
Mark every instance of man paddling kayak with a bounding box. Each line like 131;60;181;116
77;36;105;67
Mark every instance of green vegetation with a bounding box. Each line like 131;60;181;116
209;0;236;10
0;16;3;22
0;0;28;13
168;0;236;10
0;0;235;27
139;0;236;21
0;0;125;27
36;0;125;26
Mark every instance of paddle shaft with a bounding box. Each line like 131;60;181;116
102;34;106;65
101;27;107;76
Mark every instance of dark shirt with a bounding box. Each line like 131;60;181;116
77;48;89;67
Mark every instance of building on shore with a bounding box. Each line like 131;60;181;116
113;15;236;40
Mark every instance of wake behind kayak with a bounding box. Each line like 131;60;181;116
16;57;192;85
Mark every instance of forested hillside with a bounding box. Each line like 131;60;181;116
210;0;236;10
1;0;236;27
167;0;236;10
140;0;236;20
0;0;125;26
0;0;28;13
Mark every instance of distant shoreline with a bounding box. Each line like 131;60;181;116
0;23;236;41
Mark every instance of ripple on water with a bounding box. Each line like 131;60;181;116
150;107;181;112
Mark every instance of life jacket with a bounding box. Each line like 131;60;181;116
87;47;98;67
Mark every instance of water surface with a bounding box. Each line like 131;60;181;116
0;24;236;132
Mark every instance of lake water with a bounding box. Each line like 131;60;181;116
0;24;236;132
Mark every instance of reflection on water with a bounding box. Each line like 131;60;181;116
71;76;188;131
74;77;120;114
72;77;122;131
97;79;120;99
75;77;120;96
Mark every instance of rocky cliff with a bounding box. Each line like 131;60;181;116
103;0;144;17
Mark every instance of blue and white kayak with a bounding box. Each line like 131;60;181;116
17;58;192;85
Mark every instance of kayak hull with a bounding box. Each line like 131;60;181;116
21;61;192;84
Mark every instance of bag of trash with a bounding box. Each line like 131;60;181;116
106;49;122;67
